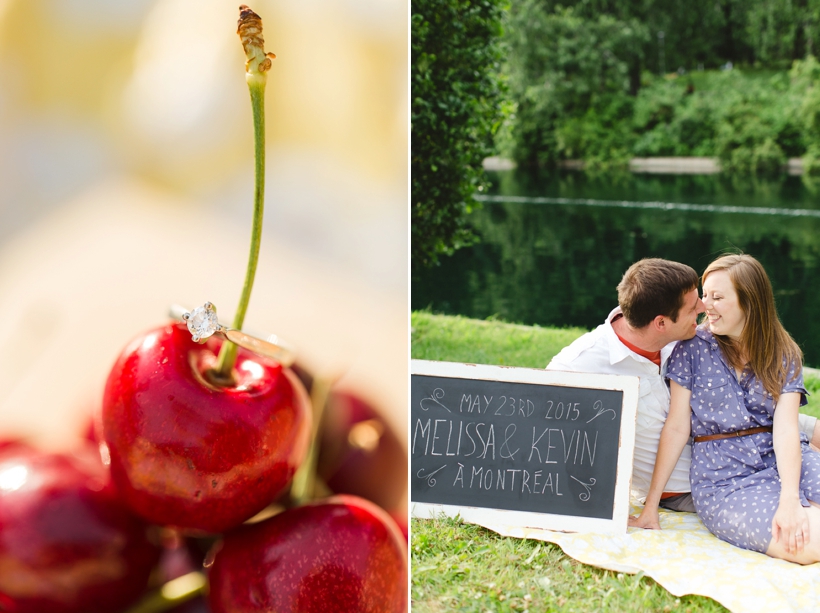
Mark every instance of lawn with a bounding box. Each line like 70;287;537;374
410;311;820;612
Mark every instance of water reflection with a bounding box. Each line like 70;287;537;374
412;170;820;366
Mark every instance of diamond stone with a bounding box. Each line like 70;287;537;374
187;304;219;341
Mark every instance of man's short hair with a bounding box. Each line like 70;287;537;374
617;259;699;329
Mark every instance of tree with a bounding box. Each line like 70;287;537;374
504;3;648;167
411;0;507;271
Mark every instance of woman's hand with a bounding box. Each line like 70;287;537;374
771;391;807;555
629;380;692;533
628;506;661;530
772;497;810;555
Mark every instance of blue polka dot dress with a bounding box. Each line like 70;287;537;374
666;328;820;553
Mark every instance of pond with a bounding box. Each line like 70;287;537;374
412;169;820;366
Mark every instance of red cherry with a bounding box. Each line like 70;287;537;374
80;411;102;446
153;533;211;613
208;495;408;613
389;509;408;542
0;439;36;458
317;391;407;511
0;448;161;613
102;322;311;533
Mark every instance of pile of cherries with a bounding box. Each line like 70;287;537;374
0;319;408;612
1;6;407;611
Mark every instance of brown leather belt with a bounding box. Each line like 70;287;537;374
693;426;773;443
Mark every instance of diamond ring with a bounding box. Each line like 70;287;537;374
169;303;295;366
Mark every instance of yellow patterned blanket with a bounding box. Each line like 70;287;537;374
475;503;820;613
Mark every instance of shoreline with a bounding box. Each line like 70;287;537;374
483;156;806;175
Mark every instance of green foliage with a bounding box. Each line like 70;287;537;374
500;0;820;173
745;0;820;66
411;0;507;271
504;55;820;173
705;71;796;174
632;76;718;157
803;144;820;176
792;55;820;174
508;0;820;72
504;3;647;167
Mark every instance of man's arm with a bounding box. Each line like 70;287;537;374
546;332;600;372
798;414;820;448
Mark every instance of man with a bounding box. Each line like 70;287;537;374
547;258;819;512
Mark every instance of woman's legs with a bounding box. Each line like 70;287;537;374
765;502;820;564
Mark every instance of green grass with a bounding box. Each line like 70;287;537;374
803;372;820;418
412;516;728;613
411;311;820;612
410;311;587;368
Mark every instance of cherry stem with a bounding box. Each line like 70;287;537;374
290;374;335;504
214;48;268;379
123;572;206;613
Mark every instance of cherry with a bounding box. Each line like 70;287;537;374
100;6;313;536
151;533;211;613
390;509;409;542
102;322;311;533
207;495;408;613
0;439;36;458
81;412;101;446
0;447;161;613
317;391;407;512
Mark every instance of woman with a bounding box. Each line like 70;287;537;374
631;254;820;563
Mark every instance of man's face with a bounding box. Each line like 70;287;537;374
666;287;705;341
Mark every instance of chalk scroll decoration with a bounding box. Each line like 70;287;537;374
570;476;597;502
420;388;451;413
586;400;616;424
417;465;447;487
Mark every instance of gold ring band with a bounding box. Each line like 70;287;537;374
169;303;295;367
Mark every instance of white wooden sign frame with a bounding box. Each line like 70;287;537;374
410;360;640;534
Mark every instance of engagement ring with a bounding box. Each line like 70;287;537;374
169;303;295;366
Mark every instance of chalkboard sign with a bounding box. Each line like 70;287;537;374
411;360;639;534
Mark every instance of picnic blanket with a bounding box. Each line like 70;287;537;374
474;502;820;613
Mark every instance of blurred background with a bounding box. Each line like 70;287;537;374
0;0;407;469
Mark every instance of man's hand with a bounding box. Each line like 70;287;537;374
628;506;661;530
810;419;820;451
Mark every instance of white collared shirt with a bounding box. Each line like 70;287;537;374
546;307;690;500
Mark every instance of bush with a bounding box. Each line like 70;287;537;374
505;0;820;73
495;1;820;174
555;94;636;169
503;4;648;167
715;113;786;175
411;0;507;271
503;48;820;174
793;55;820;173
631;77;717;157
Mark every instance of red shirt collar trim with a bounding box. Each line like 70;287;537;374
611;313;662;367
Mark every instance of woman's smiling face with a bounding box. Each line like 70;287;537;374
702;269;746;340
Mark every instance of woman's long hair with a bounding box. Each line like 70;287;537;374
703;254;802;401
